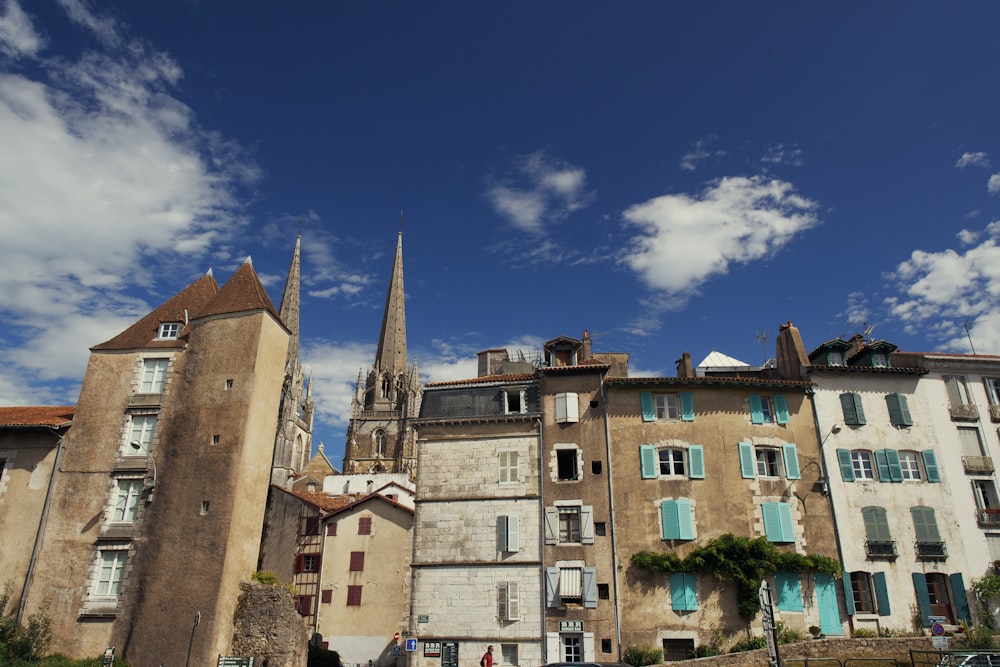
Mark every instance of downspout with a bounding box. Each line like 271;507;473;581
600;376;623;659
537;414;548;662
18;424;68;623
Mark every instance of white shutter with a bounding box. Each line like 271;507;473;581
580;506;594;544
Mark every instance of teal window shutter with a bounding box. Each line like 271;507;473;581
640;392;656;422
912;573;932;626
862;506;892;542
842;571;856;615
778;502;795;542
774;571;804;612
840;392;867;426
680;391;695;421
763;502;794;543
670;573;698;611
739;442;756;478
911;506;941;542
773;395;790;424
661;500;679;540
886;393;913;427
836;449;855;482
884;449;904;482
950;573;971;622
874;449;891;482
677;498;695;540
640;445;658;479
922;450;941;483
749;395;764;424
688;445;705;479
782;443;800;479
873;572;891;616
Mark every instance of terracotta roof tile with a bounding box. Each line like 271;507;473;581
289;490;356;512
425;373;536;388
199;260;280;321
0;406;75;428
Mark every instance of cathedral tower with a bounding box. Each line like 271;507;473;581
343;231;421;475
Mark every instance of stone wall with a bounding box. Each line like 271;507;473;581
664;637;936;667
231;581;308;667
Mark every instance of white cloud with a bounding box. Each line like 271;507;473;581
0;1;259;399
840;291;870;328
680;136;726;172
956;152;990;169
886;222;1000;353
0;0;44;57
485;151;594;233
989;174;1000;194
620;176;820;304
957;229;979;245
760;143;804;168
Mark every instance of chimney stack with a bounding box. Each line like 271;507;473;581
676;352;694;378
582;330;592;360
775;321;808;381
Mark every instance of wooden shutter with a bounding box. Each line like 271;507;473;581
912;573;932;626
773;395;790;424
842;571;855;615
661;500;679;540
640;445;658;479
862;506;892;542
763;502;794;542
321;589;333;604
498;515;519;552
836;449;855;482
582;567;598;609
499;581;520;620
543;507;558;544
687;445;705;479
327;522;338;536
911;506;940;542
749;395;764;424
874;449;891;482
774;571;803;612
545;567;560;608
873;572;891;616
886;393;913;426
679;391;695;422
349;551;364;571
950;573;971;622
580;506;594;544
884;449;903;482
640;392;656;421
669;573;698;611
782;443;800;479
839;392;866;425
922;450;941;482
739;442;756;478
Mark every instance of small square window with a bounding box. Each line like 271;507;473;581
225;379;234;390
358;516;372;535
201;501;210;515
504;389;526;414
501;644;519;666
654;393;680;421
659;448;686;476
212;434;220;445
591;461;602;475
157;322;180;339
556;449;578;481
601;639;612;654
346;585;363;606
594;522;606;536
597;583;610;600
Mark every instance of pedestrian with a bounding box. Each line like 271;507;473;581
480;645;494;667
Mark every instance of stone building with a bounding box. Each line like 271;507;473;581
344;231;422;476
19;241;303;665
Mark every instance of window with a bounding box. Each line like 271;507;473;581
112;478;143;523
827;351;845;366
504;388;526;414
899;451;923;481
296;554;320;573
640;391;694;422
750;394;789;425
659;449;686;476
94;548;128;599
984;377;1000;405
498;581;519;621
374;430;386;456
128;415;157;449
774;571;803;612
140;359;168;393
591;461;602;474
327;522;338;536
862;506;895;557
849;572;875;613
756;448;780;477
304;516;320;535
597;583;610;600
321;589;333;604
358;516;372;535
851;451;876;480
595;522;606;536
840;392;867;426
157;322;180;339
349;552;365;571
559;507;582;543
959;427;985;457
296;595;313;616
546;564;597;608
501;644;519;666
498;515;520;552
974;480;1000;510
544;505;594;544
912;506;946;559
555;392;579;423
660;498;695;541
945;375;973;407
346;585;362;606
871;353;888;368
663;639;695;662
885;393;913;427
601;639;612;654
669;572;698;611
761;502;795;543
739;442;799;479
556;448;578;481
499;451;519;483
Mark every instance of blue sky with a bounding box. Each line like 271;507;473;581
2;1;1000;468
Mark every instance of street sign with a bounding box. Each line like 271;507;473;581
406;639;418;651
931;622;946;637
932;636;948;650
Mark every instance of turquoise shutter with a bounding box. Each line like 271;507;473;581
782;443;800;479
873;572;891;616
640;392;656;421
840;392;867;426
836;449;855;482
773;395;790;424
886;393;913;426
874;449;891;482
640;445;657;479
739;442;756;478
546;567;560;608
670;573;698;611
749;395;764;424
950;573;971;622
582;567;598;609
862;506;892;542
911;506;940;541
661;500;679;540
884;449;903;482
763;502;794;542
922;450;941;483
680;391;695;422
677;498;695;540
842;571;856;615
912;573;932;626
687;445;705;479
775;571;803;612
778;502;795;542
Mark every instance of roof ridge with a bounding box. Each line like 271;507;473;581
198;261;280;321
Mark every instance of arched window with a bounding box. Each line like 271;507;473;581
380;373;391;399
374;429;387;457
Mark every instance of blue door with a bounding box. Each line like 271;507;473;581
815;573;844;635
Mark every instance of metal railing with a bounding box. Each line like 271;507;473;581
865;540;898;559
915;541;948;560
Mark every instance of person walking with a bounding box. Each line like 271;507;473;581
481;645;494;667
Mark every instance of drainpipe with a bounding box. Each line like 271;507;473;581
537;414;548;663
600;376;623;659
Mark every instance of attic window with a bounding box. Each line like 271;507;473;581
504;388;527;414
157;323;180;339
827;351;844;366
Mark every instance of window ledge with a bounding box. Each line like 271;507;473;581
78;605;118;619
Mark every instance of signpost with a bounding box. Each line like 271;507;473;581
759;580;780;667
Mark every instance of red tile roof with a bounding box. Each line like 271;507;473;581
199;260;280;321
425;373;535;388
0;406;75;428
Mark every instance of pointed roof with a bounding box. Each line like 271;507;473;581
279;235;302;362
696;350;751;368
374;231;408;376
92;273;219;351
198;259;280;321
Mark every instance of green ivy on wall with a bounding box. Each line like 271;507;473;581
631;533;841;619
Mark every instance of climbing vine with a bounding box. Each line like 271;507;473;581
631;533;841;619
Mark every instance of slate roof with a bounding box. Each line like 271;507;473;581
0;406;75;428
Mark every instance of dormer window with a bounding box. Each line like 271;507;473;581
871;353;888;368
157;323;180;339
827;351;844;366
504;388;527;414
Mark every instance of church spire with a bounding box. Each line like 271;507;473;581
279;234;302;364
374;230;408;377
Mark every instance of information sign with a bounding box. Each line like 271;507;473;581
424;641;442;658
218;658;254;667
442;641;459;667
406;639;418;651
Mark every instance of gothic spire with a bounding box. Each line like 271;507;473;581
279;234;302;364
374;230;408;377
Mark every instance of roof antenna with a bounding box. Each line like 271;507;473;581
863;323;875;343
754;330;769;366
965;320;979;355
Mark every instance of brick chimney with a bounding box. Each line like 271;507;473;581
676;351;694;378
582;329;592;360
775;321;808;381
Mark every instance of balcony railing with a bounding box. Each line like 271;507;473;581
977;509;1000;527
950;403;980;421
865;540;898;560
991;404;1000;422
915;541;948;560
964;456;996;474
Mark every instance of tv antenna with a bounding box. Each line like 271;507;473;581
863;323;875;343
754;330;769;365
964;320;979;355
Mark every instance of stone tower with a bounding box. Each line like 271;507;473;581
343;231;422;475
272;234;314;486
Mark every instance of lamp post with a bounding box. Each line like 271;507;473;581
128;441;157;500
